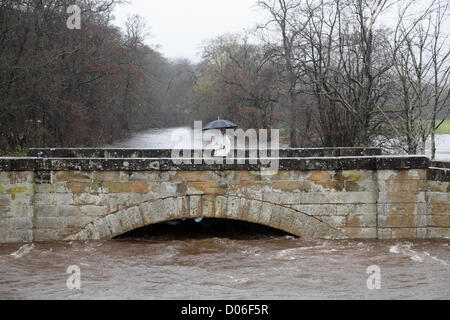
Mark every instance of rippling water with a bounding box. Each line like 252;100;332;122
0;234;449;299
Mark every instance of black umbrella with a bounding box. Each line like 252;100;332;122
202;118;238;131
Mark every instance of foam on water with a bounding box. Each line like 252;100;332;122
10;244;34;259
389;242;449;266
430;255;450;267
319;249;337;253
276;248;300;259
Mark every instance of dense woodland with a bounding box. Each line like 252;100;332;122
0;0;449;158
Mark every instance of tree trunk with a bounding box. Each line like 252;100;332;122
431;130;436;160
289;93;297;147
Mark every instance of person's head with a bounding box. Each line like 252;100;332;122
220;128;225;134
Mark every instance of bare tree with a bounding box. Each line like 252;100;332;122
257;0;309;147
195;34;280;129
382;0;449;157
429;0;450;159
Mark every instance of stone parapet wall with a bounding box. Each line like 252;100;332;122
427;178;450;238
376;169;428;239
0;172;34;243
431;161;450;169
0;155;429;171
0;154;448;242
27;147;382;158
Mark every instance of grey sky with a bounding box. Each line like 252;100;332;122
112;0;448;63
112;0;266;63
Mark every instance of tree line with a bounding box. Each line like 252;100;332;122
0;0;194;153
1;0;449;159
191;0;449;159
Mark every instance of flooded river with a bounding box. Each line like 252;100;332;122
0;128;449;300
104;127;450;161
0;235;449;299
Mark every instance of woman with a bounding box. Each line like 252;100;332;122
209;128;231;157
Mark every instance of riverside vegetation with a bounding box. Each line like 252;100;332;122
0;0;449;159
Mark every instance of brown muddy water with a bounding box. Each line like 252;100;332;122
0;219;449;300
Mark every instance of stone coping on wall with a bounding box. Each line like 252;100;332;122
431;161;450;169
0;155;436;173
27;147;382;158
428;168;450;181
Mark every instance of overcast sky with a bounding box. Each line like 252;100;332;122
112;0;266;63
111;0;447;63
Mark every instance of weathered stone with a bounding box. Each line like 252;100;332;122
35;205;57;217
428;215;449;228
214;196;227;218
417;227;428;239
428;181;449;192
279;208;295;232
377;228;392;239
290;215;315;238
268;206;284;229
5;229;33;242
189;195;202;218
229;181;264;200
247;199;262;223
66;182;103;194
79;205;109;216
0;217;32;229
386;215;419;228
116;209;133;233
0;151;449;242
34;217;61;229
63;216;92;228
391;228;417;239
378;191;426;204
290;204;337;216
92;171;122;182
56;171;92;182
202;195;216;218
427;227;450;238
226;196;241;219
187;181;225;195
102;181;150;193
125;206;144;228
320;215;347;228
93;219;111;239
104;214;123;236
258;202;273;225
34;193;55;205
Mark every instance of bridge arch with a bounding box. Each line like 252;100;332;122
65;195;348;241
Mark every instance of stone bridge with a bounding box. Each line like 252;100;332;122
0;148;449;243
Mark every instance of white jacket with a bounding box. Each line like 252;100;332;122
209;131;231;157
